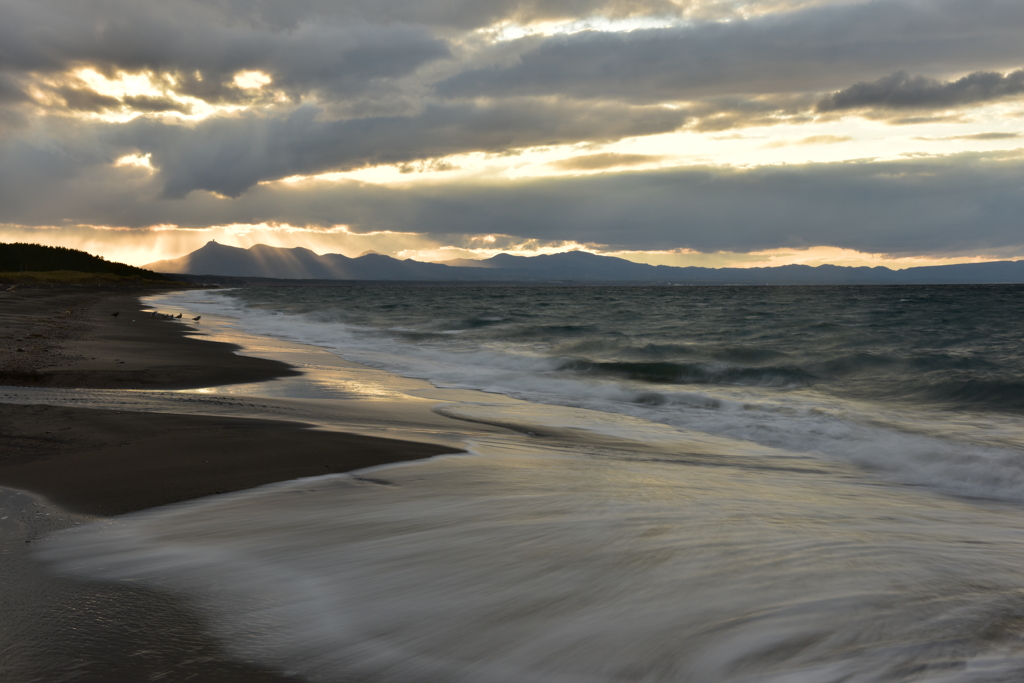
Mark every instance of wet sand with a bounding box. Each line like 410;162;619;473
0;288;300;389
0;403;457;517
0;287;460;682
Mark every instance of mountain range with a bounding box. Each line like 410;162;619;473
145;241;1024;285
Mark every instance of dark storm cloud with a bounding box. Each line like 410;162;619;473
109;101;686;197
5;142;1024;257
192;0;684;31
817;69;1024;112
0;0;450;103
343;154;1024;255
0;0;714;104
7;0;1023;111
437;0;1024;103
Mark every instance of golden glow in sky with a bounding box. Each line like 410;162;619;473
4;221;1011;272
293;98;1024;187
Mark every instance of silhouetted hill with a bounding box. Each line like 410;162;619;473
146;241;1024;285
146;241;458;280
1;243;176;281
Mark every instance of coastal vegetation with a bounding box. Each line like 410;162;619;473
0;243;183;286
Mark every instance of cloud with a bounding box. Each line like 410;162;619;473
953;132;1022;140
397;158;460;173
121;94;192;114
5;142;1024;258
437;0;1024;103
340;153;1024;255
884;114;970;126
107;100;686;197
916;132;1021;141
0;73;31;105
6;0;817;106
816;69;1024;113
3;0;1024;268
763;134;850;148
40;85;193;115
5;0;1022;153
548;153;664;170
56;87;122;113
1;0;451;104
0;0;831;41
101;0;680;33
0;96;685;199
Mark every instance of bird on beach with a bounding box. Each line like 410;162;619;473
110;312;120;318
192;315;201;323
176;313;182;319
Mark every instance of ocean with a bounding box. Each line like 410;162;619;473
38;284;1024;682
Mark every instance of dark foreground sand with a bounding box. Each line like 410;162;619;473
0;403;457;517
0;287;301;389
0;287;459;682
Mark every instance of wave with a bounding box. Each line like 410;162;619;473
815;352;999;377
873;376;1024;413
38;434;1024;683
557;359;814;388
494;324;598;340
553;340;697;358
552;340;792;365
157;287;1024;502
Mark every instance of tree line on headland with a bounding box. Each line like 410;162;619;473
0;243;180;285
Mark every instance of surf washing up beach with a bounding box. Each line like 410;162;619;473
4;283;1024;683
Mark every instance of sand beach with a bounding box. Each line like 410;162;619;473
0;287;461;681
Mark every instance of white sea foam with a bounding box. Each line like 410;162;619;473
40;450;1024;683
163;290;1024;503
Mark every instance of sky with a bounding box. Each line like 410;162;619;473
1;0;1023;269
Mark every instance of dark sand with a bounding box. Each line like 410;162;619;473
0;288;300;389
0;403;457;517
0;287;461;682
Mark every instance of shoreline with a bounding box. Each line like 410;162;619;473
0;287;464;682
0;403;460;517
0;287;301;389
0;287;461;514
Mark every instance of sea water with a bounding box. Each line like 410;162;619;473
39;285;1024;682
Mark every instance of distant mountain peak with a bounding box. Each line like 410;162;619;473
197;240;239;251
143;242;1024;285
